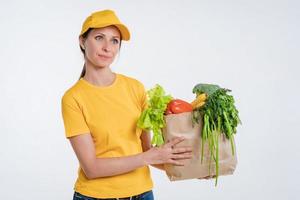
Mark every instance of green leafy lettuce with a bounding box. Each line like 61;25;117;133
137;84;173;146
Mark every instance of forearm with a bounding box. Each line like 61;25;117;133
87;153;147;179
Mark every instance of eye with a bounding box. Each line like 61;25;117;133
95;35;103;40
112;38;119;44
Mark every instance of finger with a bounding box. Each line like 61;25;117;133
169;159;186;166
171;153;193;160
166;137;185;148
173;146;193;152
172;147;193;154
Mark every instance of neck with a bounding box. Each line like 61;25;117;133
83;61;116;87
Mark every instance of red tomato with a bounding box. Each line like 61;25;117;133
168;99;193;114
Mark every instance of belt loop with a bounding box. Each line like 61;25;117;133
130;197;132;200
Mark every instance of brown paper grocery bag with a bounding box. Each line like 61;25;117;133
162;112;237;181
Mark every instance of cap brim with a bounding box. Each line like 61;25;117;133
81;23;130;41
113;24;130;41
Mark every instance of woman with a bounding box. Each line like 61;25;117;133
61;9;193;200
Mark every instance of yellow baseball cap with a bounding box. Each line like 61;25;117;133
80;9;130;41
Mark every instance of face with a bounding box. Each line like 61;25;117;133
80;26;121;68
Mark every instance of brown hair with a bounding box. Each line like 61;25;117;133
78;27;122;80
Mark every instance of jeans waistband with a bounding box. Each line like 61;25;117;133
73;190;152;200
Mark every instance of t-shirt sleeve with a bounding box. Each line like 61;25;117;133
139;82;148;111
61;93;90;138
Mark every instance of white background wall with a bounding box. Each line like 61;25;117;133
0;0;299;199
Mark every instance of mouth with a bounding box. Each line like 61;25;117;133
97;54;112;59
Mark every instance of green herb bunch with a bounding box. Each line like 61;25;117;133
192;84;241;186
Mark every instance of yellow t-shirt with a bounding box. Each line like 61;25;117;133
61;73;153;198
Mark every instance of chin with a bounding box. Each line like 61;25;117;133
95;62;111;68
88;57;113;69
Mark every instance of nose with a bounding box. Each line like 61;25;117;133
102;40;111;52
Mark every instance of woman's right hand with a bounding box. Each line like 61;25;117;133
142;137;193;166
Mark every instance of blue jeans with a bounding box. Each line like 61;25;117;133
73;190;154;200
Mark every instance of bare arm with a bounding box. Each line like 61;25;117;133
69;132;192;179
140;131;165;171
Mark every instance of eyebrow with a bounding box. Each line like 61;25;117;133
94;32;120;39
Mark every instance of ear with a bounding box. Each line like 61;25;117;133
79;36;85;50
